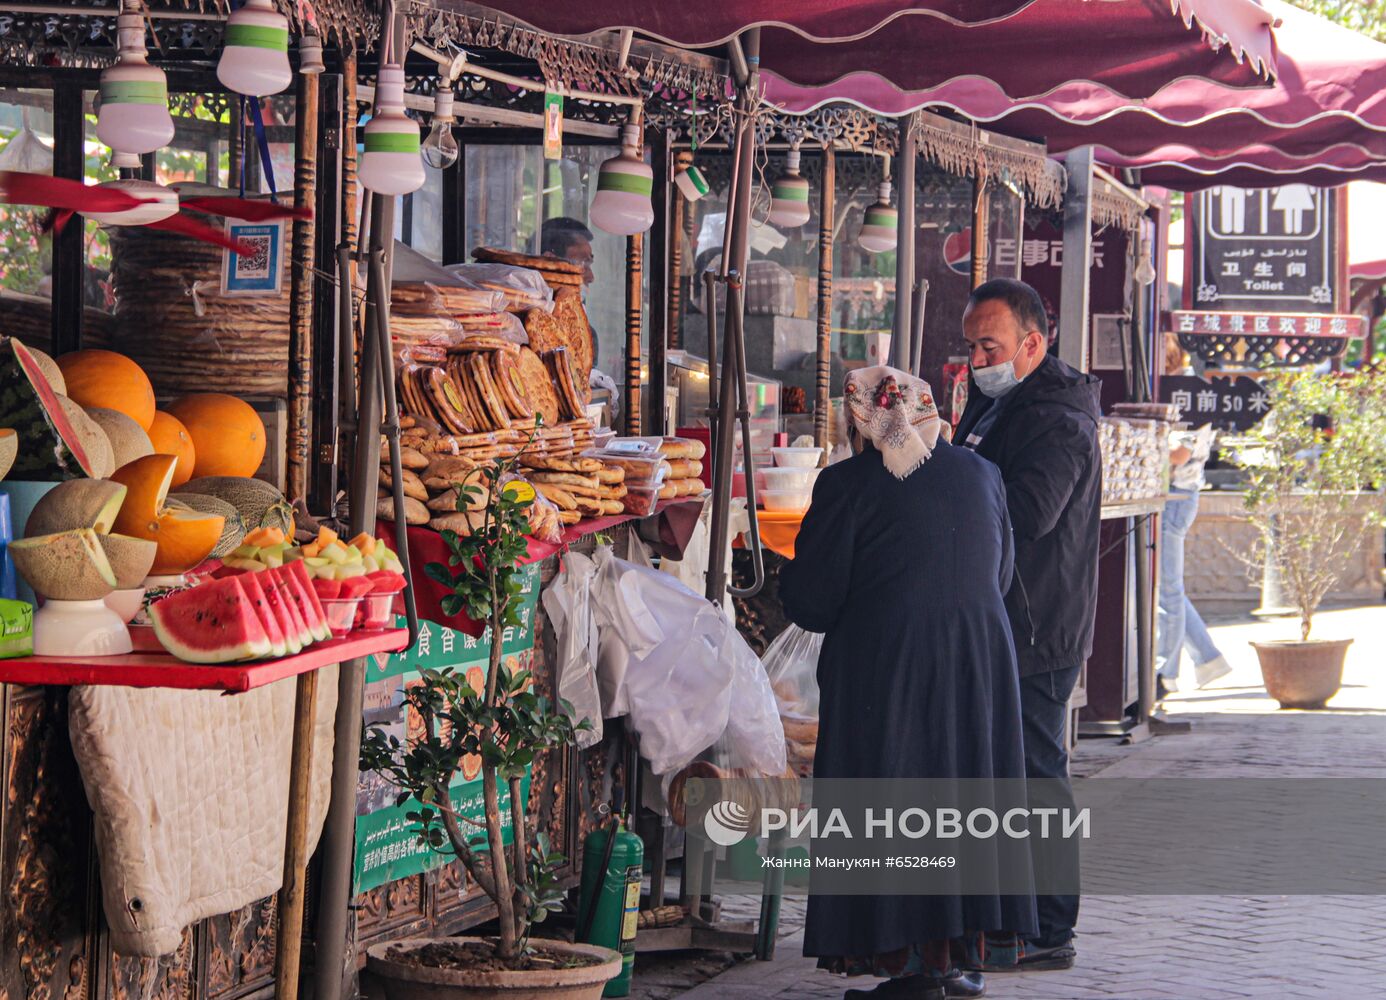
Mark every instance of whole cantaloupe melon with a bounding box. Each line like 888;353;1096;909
56;349;156;430
85;407;153;469
55;396;115;478
167;394;266;479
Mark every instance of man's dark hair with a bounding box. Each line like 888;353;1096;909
968;277;1048;337
541;216;594;258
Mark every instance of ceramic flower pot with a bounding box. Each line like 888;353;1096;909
1250;638;1352;709
365;937;622;1000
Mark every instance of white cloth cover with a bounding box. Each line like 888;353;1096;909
68;667;339;956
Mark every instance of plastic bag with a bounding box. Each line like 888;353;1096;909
541;551;602;748
391;280;507;317
446;263;555;314
762;624;823;777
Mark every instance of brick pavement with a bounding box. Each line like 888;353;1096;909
661;606;1386;1000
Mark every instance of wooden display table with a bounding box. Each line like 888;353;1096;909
0;627;410;998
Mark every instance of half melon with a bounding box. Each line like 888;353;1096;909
10;528;118;601
98;533;158;589
0;428;16;480
150;575;271;663
110;454;226;576
26;479;127;537
84;407;153;468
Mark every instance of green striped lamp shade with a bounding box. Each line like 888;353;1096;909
675;164;710;202
591;125;654;235
217;0;293;96
96;14;174;155
858;182;899;253
360;65;425;195
768;174;811;228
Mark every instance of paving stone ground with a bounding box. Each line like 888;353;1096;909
640;605;1386;1000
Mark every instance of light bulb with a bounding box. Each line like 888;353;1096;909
97;13;175;156
767;147;811;229
217;0;293;96
857;180;899;254
1135;237;1158;286
421;90;459;169
359;65;425;196
674;163;709;202
590;122;653;236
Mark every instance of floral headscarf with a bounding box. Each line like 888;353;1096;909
843;365;943;479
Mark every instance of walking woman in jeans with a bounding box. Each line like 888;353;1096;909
1157;425;1232;698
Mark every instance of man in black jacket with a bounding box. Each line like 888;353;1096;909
955;278;1102;971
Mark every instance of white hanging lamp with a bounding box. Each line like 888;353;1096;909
590;113;653;235
767;146;811;229
857;156;899;254
89;152;180;226
359;64;426;196
97;12;175;156
217;0;293;96
421;88;459;169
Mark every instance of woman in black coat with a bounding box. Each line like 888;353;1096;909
779;367;1036;1000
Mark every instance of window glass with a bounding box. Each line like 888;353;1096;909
0;88;56;306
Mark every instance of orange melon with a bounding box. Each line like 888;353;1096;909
55;349;156;430
146;410;197;487
110;454;226;576
167;394;266;478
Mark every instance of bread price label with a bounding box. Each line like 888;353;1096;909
502;481;536;504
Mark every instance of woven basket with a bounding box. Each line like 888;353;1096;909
108;227;291;398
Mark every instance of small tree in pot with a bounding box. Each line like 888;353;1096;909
360;461;615;995
1237;368;1386;707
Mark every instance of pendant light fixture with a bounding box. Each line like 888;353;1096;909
97;11;175;156
421;89;459;169
298;34;325;76
674;162;709;203
767;146;811;229
360;64;425;196
857;155;899;254
590;111;653;236
217;0;293;97
1134;234;1158;286
89;152;180;226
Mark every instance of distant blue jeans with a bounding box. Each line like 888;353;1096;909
1156;488;1223;681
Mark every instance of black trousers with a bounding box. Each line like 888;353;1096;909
1019;663;1082;948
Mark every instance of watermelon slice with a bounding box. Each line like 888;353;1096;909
338;576;375;601
237;572;287;658
257;569;304;655
312;577;343;600
366;570;408;594
284;560;331;641
0;337;97;479
266;570;314;650
150;576;272;663
271;564;328;643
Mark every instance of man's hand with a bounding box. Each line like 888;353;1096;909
1170;444;1192;467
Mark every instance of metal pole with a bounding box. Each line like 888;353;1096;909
814;148;835;459
911;278;929;378
1059;146;1095;372
891;119;916;369
287;69;319;501
705;28;760;606
1133;513;1154;726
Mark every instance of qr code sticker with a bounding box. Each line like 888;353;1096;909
235;235;273;279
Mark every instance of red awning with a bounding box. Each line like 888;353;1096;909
773;0;1372;158
474;0;1278;98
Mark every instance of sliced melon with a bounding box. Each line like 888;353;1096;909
0;338;95;479
237;572;288;657
258;569;303;654
56;396;115;478
84;407;153;468
168;492;246;558
98;533;158;589
0;428;16;480
149;575;271;663
26;479;128;537
266;570;314;648
182;476;293;535
28;347;65;395
111;454;225;576
10;528;118;601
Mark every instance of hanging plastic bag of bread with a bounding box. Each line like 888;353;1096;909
497;471;562;544
761;624;824;777
445;262;556;314
391;313;468;361
391;280;507;318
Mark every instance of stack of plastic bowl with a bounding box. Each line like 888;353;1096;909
761;447;822;512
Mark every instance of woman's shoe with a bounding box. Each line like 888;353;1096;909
940;969;986;996
844;975;946;999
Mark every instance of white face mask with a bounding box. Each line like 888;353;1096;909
971;336;1033;399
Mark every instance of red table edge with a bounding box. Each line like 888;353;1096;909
0;628;409;694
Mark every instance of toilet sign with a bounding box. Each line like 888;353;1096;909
1187;185;1340;314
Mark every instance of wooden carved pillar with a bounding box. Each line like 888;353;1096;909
287;69;320;501
624;233;643;434
668;151;691;352
815;149;835;458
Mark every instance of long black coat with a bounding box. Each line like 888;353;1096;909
780;441;1037;957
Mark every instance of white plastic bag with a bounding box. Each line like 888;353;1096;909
761;624;823;777
541;552;602;748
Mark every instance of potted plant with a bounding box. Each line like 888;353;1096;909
360;455;616;998
1236;368;1386;709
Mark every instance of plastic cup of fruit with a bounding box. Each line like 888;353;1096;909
356;590;403;631
319;597;363;638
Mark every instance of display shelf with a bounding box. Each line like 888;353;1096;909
1100;497;1174;520
0;628;409;693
